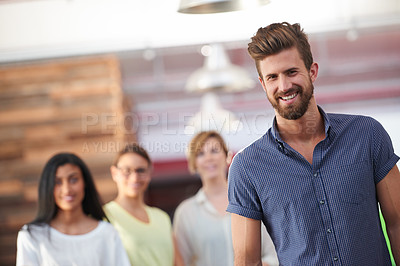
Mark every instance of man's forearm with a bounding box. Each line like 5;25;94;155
387;225;400;265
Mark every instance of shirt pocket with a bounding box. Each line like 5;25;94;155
332;160;370;205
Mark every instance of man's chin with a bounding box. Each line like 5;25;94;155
276;104;308;120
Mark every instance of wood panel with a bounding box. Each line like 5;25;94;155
0;55;135;266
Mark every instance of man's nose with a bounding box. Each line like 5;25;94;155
278;75;292;92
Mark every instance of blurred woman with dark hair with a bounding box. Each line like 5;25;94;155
16;152;130;266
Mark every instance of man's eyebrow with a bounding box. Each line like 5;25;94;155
284;67;299;73
265;73;277;79
264;67;299;78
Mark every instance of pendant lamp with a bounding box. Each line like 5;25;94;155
184;92;243;134
178;0;270;14
185;43;254;93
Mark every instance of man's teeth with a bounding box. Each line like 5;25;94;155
281;93;297;101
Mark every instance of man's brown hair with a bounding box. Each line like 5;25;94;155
248;22;313;81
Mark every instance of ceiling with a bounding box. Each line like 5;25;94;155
0;0;400;63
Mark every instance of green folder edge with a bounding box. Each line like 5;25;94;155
380;207;396;265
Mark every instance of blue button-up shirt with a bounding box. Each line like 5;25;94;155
227;107;399;265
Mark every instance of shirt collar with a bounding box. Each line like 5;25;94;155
318;106;333;140
194;188;230;217
271;105;333;144
195;188;207;204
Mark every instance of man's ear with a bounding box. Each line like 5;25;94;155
309;62;319;83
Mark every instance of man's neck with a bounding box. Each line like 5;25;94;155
275;104;324;143
275;104;326;164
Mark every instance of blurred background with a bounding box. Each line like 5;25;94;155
0;0;399;264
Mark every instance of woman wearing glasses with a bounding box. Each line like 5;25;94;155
104;143;183;266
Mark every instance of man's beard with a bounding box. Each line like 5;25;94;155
268;83;314;120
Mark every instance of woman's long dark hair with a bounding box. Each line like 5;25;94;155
28;152;107;228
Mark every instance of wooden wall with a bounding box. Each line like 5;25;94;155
0;55;135;265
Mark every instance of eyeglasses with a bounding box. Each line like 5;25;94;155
116;167;149;178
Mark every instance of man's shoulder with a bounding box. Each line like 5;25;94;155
327;112;378;129
234;134;267;155
327;112;376;122
232;132;276;164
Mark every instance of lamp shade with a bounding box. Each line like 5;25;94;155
178;0;270;14
185;43;255;93
184;92;243;134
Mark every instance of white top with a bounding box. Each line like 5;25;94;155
173;189;279;266
16;220;130;266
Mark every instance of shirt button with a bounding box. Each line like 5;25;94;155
314;173;318;177
327;228;332;233
333;256;338;261
319;200;325;205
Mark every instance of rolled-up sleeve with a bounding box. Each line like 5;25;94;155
227;152;263;220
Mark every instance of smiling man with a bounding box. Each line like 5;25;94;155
226;22;400;265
